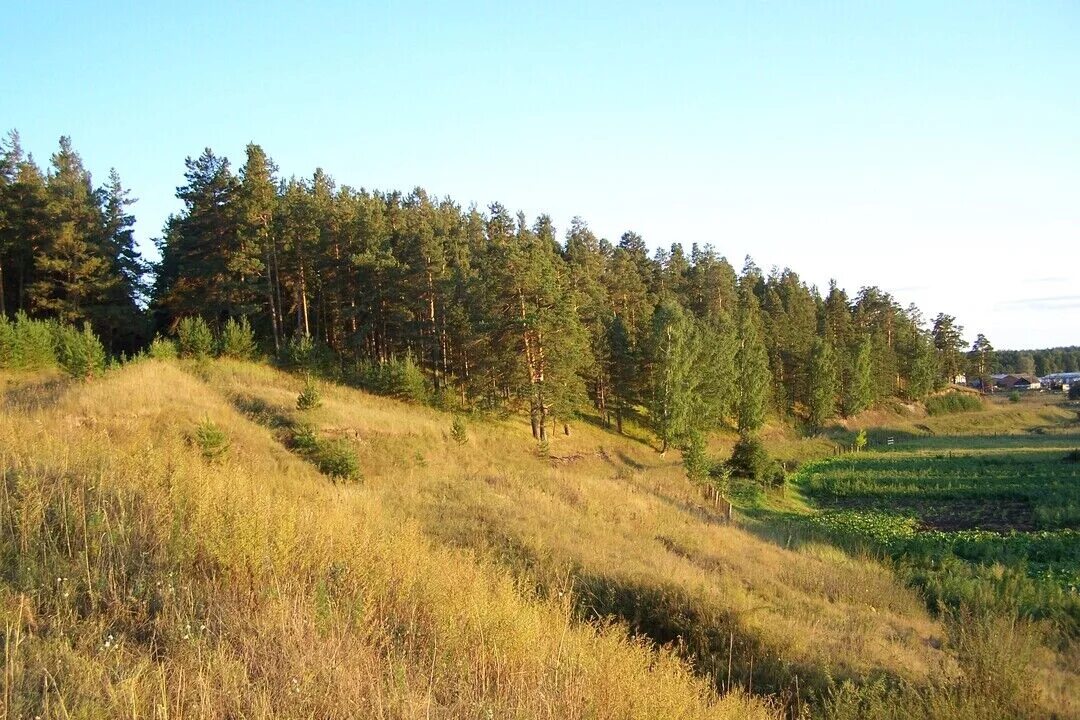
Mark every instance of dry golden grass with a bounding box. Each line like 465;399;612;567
1;360;773;719
197;361;951;702
6;359;1072;718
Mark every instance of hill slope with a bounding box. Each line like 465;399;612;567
2;360;1071;717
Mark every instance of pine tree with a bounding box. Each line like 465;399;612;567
734;281;770;435
237;144;281;349
932;313;966;386
968;333;995;389
0;133;50;316
647;300;696;452
846;336;874;416
807;338;838;432
30;137;117;328
906;331;938;400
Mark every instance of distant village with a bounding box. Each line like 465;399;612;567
964;372;1080;393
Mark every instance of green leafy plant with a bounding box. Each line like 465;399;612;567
177;317;214;359
195;417;229;461
1008;390;1021;403
681;429;710;484
296;377;322;410
728;434;784;485
0;312;58;370
55;322;106;379
219;317;257;359
854;429;868;452
450;415;468;445
925;391;983;416
148;334;178;360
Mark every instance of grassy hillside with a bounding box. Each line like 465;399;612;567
2;359;1075;718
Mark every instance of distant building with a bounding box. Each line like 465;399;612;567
1041;372;1080;391
997;373;1041;391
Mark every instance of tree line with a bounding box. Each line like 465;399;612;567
994;347;1080;377
1;132;1019;446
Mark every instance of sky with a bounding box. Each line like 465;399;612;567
2;1;1077;349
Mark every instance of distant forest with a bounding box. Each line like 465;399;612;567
995;348;1080;376
0;132;1066;442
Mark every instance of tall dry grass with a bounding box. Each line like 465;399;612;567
196;361;951;709
1;360;772;719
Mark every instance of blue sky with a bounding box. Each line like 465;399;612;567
3;1;1078;348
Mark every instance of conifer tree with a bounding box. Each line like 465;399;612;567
932;313;965;386
807;338;838;432
846;336;875;416
735;281;770;435
647;300;695;452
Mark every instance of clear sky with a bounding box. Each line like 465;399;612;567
3;1;1077;349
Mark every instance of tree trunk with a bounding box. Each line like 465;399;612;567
265;248;280;351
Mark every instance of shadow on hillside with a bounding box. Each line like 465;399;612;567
230;393;293;430
2;376;71;412
571;571;895;716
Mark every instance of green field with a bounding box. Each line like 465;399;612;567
787;430;1080;638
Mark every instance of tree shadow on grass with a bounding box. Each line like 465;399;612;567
2;375;71;412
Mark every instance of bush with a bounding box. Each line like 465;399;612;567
55;322;106;379
0;312;57;370
353;354;430;403
728;434;785;486
681;430;710;484
296;377;322;410
312;439;361;481
1069;384;1080;401
177;317;214;359
218;317;257;359
925;391;983;416
194;417;229;461
1008;390;1021;403
854;429;867;452
147;334;178;360
288;422;360;481
290;422;320;453
450;415;468;445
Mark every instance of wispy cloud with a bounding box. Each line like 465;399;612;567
995;295;1080;311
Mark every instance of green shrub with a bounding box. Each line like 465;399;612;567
290;422;320;453
727;434;785;486
450;415;468;445
312;438;361;481
296;377;322;410
681;430;710;484
280;334;338;375
194;417;229;461
147;334;178;360
1064;449;1080;464
177;317;214;359
353;354;430;403
55;322;106;379
289;422;360;481
854;429;867;452
0;312;58;370
1008;390;1021;403
218;317;257;359
925;391;983;416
